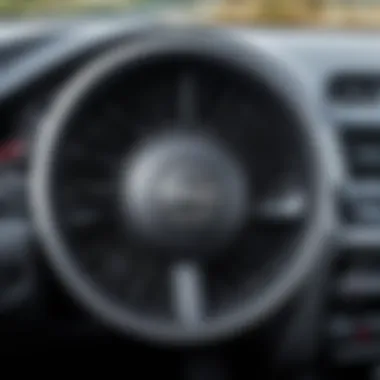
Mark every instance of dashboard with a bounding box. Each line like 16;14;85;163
1;15;380;379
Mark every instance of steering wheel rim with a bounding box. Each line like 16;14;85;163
29;29;340;345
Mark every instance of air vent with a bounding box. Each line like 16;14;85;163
328;73;380;365
329;74;380;105
342;127;380;180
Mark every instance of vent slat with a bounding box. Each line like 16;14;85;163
329;74;380;105
342;128;380;180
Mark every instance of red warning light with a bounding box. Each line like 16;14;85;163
0;140;24;161
355;325;371;343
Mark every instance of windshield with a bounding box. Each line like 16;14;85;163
0;0;378;27
0;0;177;16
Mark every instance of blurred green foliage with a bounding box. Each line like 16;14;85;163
0;0;142;16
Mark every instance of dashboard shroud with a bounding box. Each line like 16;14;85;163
0;20;379;368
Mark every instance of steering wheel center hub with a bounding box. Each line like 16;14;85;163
154;164;222;227
121;132;249;255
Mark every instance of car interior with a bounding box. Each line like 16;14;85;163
1;5;380;379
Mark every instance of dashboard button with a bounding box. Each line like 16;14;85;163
333;342;380;364
0;219;30;259
329;316;380;364
0;218;33;313
347;199;380;224
330;316;380;340
343;183;380;224
0;170;25;217
329;316;355;339
336;271;380;301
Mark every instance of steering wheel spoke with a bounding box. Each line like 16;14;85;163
171;261;206;327
254;188;307;225
178;72;198;126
